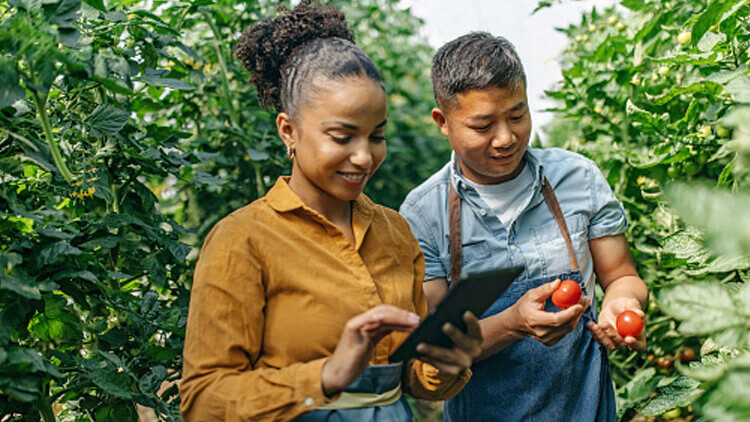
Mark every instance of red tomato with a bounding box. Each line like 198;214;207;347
616;310;643;337
551;280;582;309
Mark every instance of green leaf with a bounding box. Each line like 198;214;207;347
723;76;750;103
28;295;82;343
644;81;723;106
658;283;748;347
82;0;106;12
0;60;25;109
666;183;750;256
140;75;195;90
621;0;646;10
697;31;727;52
39;240;82;265
79;358;133;399
698;367;750;421
86;104;130;137
0;273;41;300
640;376;702;416
692;0;747;46
658;283;736;321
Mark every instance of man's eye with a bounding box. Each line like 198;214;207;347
511;112;527;122
370;136;386;143
472;124;492;131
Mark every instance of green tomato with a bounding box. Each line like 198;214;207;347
683;161;699;176
678;31;691;45
616;22;626;32
658;66;670;76
697;125;712;138
662;408;681;419
588;24;596;32
715;126;730;137
667;165;680;179
608;15;618;25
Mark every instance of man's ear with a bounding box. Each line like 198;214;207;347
276;112;296;150
431;107;450;138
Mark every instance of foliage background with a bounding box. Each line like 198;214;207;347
0;0;748;421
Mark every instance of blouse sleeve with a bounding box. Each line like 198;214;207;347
401;226;472;400
179;217;332;422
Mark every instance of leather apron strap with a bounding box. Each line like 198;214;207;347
448;176;580;286
449;182;463;285
540;177;580;272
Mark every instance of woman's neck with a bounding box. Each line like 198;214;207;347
287;174;352;227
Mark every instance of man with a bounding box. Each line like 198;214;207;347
399;32;648;421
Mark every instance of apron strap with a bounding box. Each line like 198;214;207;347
447;174;581;286
541;177;580;272
449;182;463;286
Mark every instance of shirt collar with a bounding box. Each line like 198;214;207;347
266;176;376;218
449;147;545;193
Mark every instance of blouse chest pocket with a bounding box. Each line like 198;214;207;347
529;213;588;277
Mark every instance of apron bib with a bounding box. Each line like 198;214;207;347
296;362;412;421
443;177;616;421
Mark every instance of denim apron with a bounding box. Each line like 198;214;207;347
296;362;412;421
443;177;616;421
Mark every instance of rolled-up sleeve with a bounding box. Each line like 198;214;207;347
400;202;446;280
179;218;331;422
587;161;628;239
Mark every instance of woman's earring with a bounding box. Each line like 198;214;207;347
286;145;295;160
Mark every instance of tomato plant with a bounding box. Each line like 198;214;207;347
541;0;750;419
0;0;444;420
551;279;582;309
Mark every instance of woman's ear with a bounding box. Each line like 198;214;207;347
276;112;296;150
431;107;450;138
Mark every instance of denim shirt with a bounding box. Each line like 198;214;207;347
399;147;628;298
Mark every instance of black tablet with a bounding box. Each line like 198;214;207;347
389;265;524;363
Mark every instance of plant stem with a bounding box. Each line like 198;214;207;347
32;91;74;184
202;10;240;127
36;397;57;422
253;163;266;197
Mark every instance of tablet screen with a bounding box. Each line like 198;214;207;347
389;265;524;363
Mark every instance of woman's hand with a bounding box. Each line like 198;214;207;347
509;280;591;346
412;311;483;375
587;297;646;352
321;304;420;396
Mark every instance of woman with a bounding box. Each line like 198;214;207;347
178;2;482;421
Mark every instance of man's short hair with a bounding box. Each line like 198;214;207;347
431;32;526;110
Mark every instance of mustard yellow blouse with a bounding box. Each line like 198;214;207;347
179;177;470;421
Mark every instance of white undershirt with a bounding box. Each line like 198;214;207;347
464;163;534;228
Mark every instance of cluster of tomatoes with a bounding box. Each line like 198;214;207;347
551;279;644;338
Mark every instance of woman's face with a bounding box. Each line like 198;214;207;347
278;76;387;203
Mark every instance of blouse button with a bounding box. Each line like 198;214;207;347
479;209;487;216
305;397;314;407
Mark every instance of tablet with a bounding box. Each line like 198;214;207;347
389;265;524;363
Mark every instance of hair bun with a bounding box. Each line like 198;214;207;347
236;1;354;110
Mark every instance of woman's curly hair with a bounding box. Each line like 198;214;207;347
235;1;382;114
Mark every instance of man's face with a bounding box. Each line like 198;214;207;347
433;83;532;184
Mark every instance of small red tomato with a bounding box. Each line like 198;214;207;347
656;355;674;369
616;310;643;337
678;347;696;362
551;280;582;309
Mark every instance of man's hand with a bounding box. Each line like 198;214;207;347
508;279;591;346
587;297;646;351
